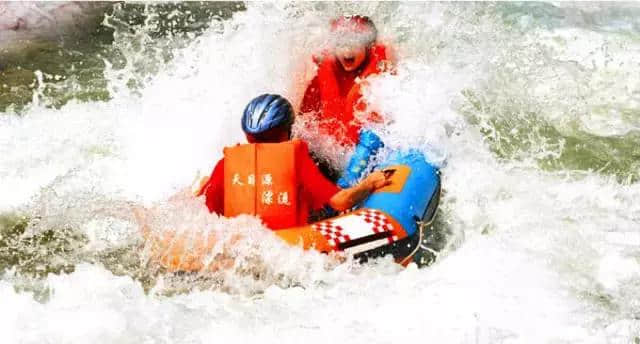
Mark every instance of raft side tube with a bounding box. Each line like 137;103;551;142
359;150;440;236
354;178;441;265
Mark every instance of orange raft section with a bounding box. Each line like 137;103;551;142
145;208;408;272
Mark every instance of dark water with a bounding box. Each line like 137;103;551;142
0;2;243;112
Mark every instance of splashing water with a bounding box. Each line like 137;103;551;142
1;2;639;343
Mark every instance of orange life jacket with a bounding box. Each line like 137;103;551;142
316;44;390;145
223;140;305;230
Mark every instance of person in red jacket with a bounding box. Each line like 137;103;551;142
134;94;393;272
196;94;392;230
299;15;393;147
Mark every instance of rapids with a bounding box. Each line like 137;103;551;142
1;2;639;343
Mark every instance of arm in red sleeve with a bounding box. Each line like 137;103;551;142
298;142;340;210
198;158;225;214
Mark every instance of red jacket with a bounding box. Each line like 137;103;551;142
299;44;391;145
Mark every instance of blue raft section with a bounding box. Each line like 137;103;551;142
360;150;440;237
337;131;442;263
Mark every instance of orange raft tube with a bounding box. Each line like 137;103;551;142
147;151;441;272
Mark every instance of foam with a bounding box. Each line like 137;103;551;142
1;2;640;342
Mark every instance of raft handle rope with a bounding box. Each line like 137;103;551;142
398;177;442;266
398;210;437;266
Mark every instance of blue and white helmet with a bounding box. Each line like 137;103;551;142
241;94;294;135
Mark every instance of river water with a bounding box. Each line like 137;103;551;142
1;2;639;343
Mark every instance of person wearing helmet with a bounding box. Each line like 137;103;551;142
299;15;393;147
196;94;391;230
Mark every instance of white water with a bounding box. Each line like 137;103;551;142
1;2;639;343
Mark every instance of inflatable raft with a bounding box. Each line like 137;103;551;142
148;131;441;271
277;149;440;266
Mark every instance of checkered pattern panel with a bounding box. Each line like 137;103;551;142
313;220;351;247
357;209;398;243
312;209;400;247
